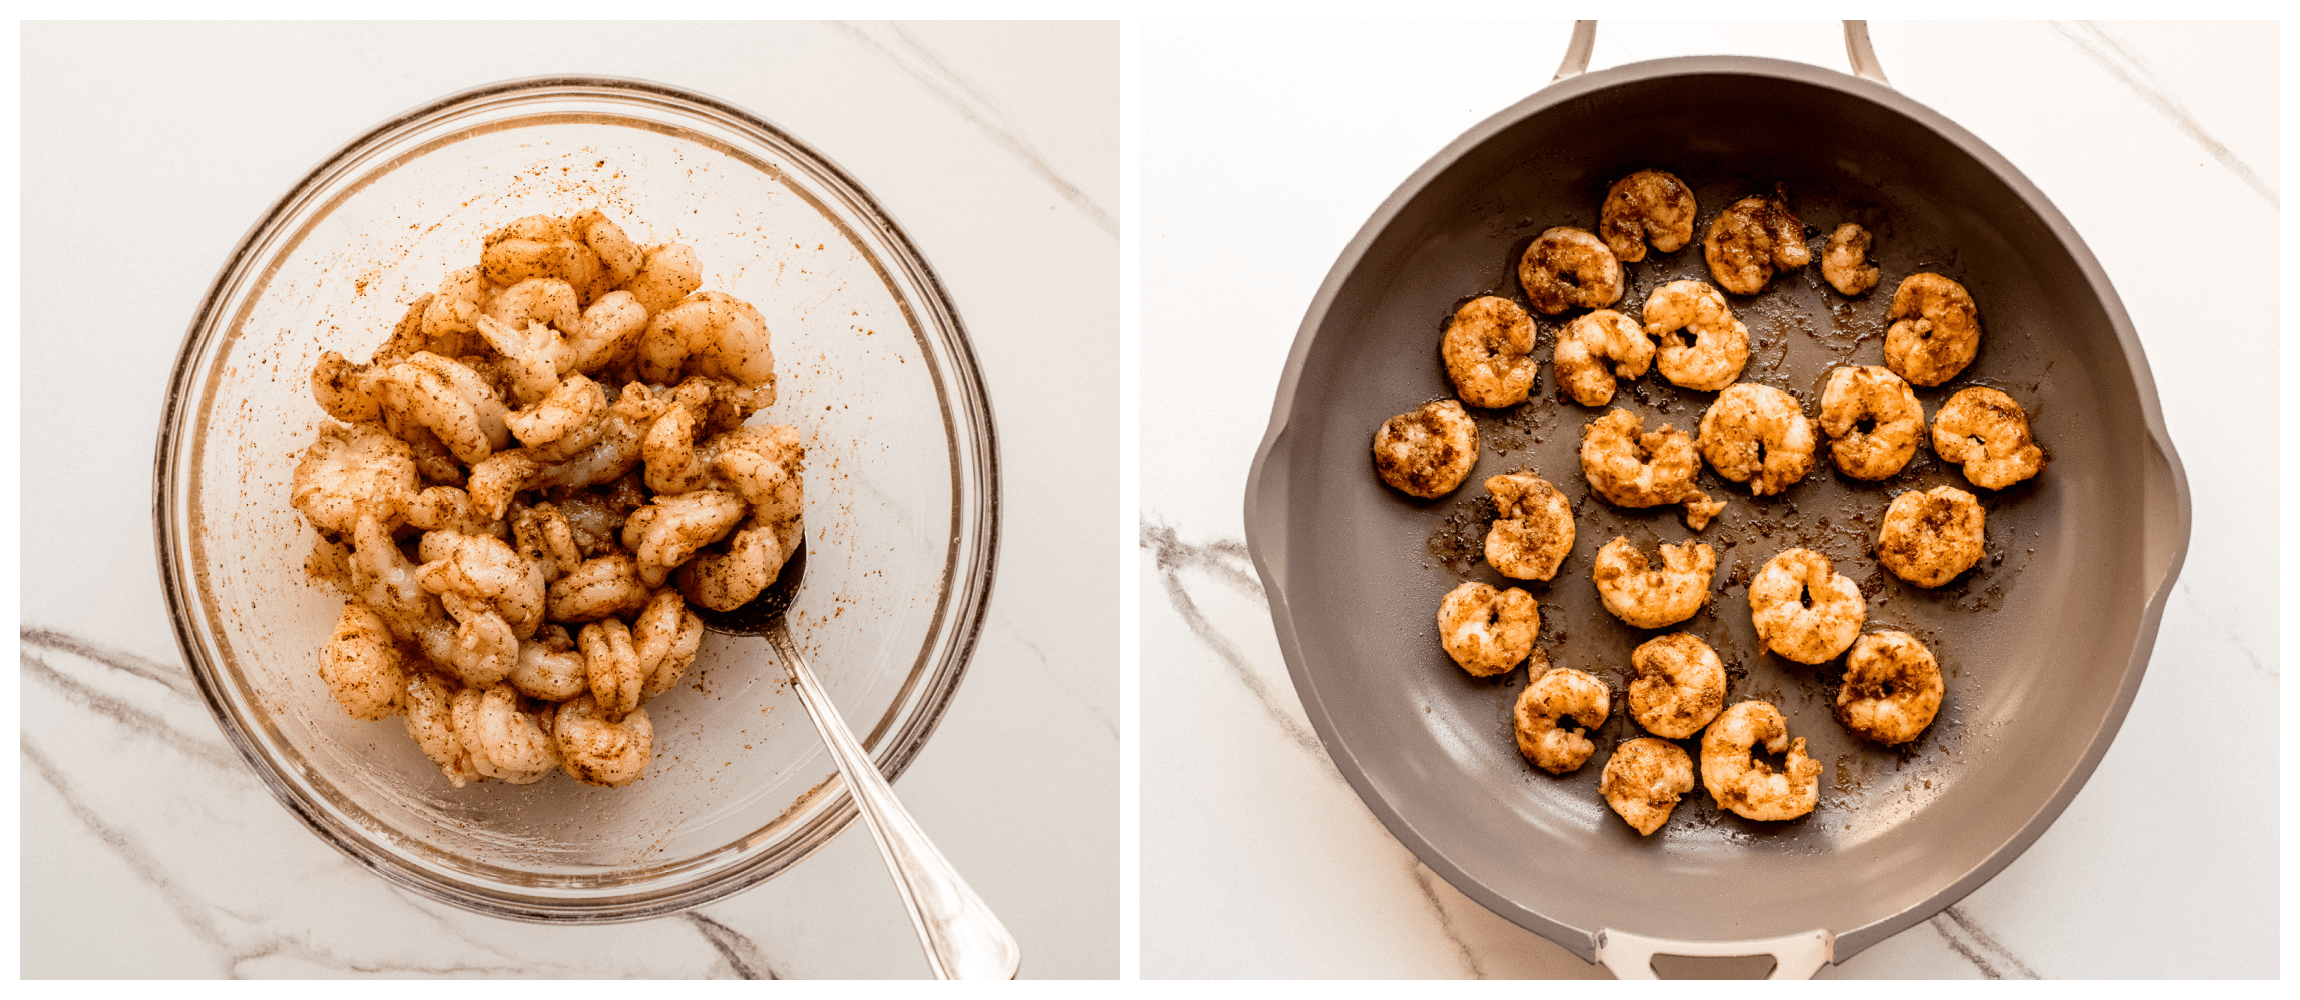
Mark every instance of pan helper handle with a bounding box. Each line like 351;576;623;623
1551;21;1892;86
1595;927;1834;980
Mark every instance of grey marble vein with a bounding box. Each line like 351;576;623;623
994;606;1119;740
1407;864;1487;979
686;912;780;979
830;20;1117;238
22;626;243;774
2051;20;2277;208
1927;905;2040;980
2177;580;2273;677
1139;518;1323;757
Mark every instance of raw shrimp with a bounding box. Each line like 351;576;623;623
483;277;580;336
552;695;653;787
1748;548;1864;664
1876;485;1986;587
1598;169;1697;263
1591;537;1715;629
1517;227;1624;315
580;617;644;721
378;351;512;465
572;208;644;290
1641;279;1749;391
565;291;651;374
1484;473;1575;581
1373;399;1480;498
1552;309;1653;407
547;553;654;622
1700;700;1823;821
415;530;548;640
1703;190;1811;295
408;485;499;536
504;374;608;458
419;267;495;358
481;214;606;301
291;421;419;534
1578;408;1723;530
1821;223;1880;296
1628;632;1726;739
457;683;557;784
1818;366;1921;481
633;589;705;700
1437;581;1540;677
510;625;587;702
475;315;576;407
1601;737;1696;836
1883;273;1981;386
1697;383;1817;496
1513;667;1609;774
1931;386;2045;489
624;243;704;316
621;490;747;587
636;291;777;392
1440;295;1538;407
320;602;407;721
403;670;479;788
1836;630;1945;746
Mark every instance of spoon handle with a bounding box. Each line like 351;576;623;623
766;623;1022;979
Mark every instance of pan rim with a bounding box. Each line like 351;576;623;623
1241;53;2192;967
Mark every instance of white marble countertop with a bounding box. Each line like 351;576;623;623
1139;20;2277;978
20;21;1115;978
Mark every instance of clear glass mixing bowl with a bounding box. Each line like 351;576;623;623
153;76;1000;921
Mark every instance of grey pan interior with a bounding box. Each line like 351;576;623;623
1242;57;2190;969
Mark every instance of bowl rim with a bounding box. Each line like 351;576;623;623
151;73;1002;921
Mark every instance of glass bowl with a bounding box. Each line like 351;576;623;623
153;76;1000;921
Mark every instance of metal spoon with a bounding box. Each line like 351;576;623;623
692;539;1021;979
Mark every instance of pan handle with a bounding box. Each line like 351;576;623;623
1552;20;1892;86
1595;927;1834;980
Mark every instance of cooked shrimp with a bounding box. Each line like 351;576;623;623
1818;366;1921;480
1441;296;1539;407
1821;223;1880;296
1484;473;1575;581
458;682;558;784
1701;700;1822;821
1598;169;1697;263
624;243;704;316
1703;190;1811;295
1517;227;1624;315
548;553;654;623
1697;383;1817;496
403;670;479;788
580;617;644;721
1748;548;1864;664
1836;631;1946;746
1876;485;1986;587
553;695;653;787
1373;399;1480;498
636;291;777;393
621;490;747;587
1552;309;1654;407
1592;537;1715;629
291;421;419;534
510;625;588;701
1931;386;2045;489
633;589;705;700
1601;738;1697;836
1513;667;1609;774
1628;632;1726;739
320;602;407;721
1641;279;1749;391
1577;408;1722;529
1437;581;1539;678
1883;273;1981;386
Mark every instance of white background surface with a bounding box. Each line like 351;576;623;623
1139;20;2277;978
20;21;1115;978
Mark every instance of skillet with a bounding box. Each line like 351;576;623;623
1242;22;2190;978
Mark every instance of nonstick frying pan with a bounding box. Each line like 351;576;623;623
1242;23;2190;979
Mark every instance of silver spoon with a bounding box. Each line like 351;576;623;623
693;539;1021;979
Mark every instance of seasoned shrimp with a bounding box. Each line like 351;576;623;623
320;602;407;721
1931;386;2045;489
633;589;705;700
636;291;777;393
481;215;606;301
403;670;479;788
1578;408;1723;529
1641;280;1749;391
1876;485;1986;587
510;625;588;702
572;208;644;290
1484;473;1575;581
457;683;557;784
1818;366;1922;480
1748;548;1864;663
1703;190;1811;295
483;277;580;336
549;553;654;622
292;421;419;534
621;490;747;587
1701;700;1823;821
1552;309;1654;407
1598;169;1697;263
1697;383;1817;496
378;351;512;465
475;315;577;407
1836;631;1946;745
553;695;653;787
416;530;548;640
624;243;704;317
1628;632;1726;739
310;351;387;424
565;291;651;374
1373;399;1480;498
1883;273;1981;386
580;617;644;721
1821;223;1880;296
1437;581;1539;677
1601;738;1696;836
1517;227;1624;315
1593;537;1715;628
1441;295;1538;407
420;267;496;358
1513;667;1609;774
505;374;608;457
678;521;792;612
